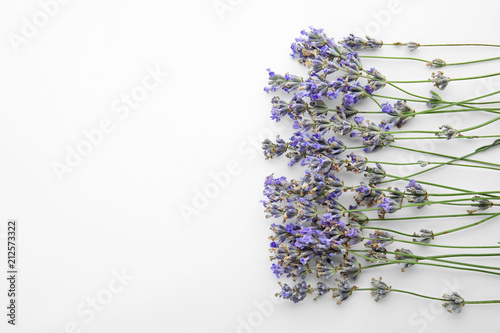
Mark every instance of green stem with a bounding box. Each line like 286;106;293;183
352;251;500;276
347;197;498;214
466;300;500;304
361;54;500;66
389;42;500;47
371;160;500;172
393;135;500;140
369;213;496;222
353;250;500;272
433;213;500;237
363;226;414;238
388;145;500;169
359;55;429;63
354;288;447;302
369;187;500;198
370;237;500;249
459;115;500;132
448;56;500;66
383;172;497;198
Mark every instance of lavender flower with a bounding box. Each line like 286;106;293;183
412;229;434;243
404;41;420;51
405;179;428;206
276;282;294;299
431;71;450;90
467;196;494;213
377;197;401;218
442;292;465;313
394;248;417;271
341;34;383;50
365;163;386;184
316;259;338;279
365;230;394;251
314;282;330;300
344;153;366;174
366;250;388;262
348;210;369;226
332;279;355;304
380;100;415;128
436;125;459;140
262;137;287;159
427;58;447;67
339;256;362;280
370;277;391;302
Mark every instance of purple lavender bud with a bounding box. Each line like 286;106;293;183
365;230;393;251
309;99;329;116
262;136;288;159
365;163;386;184
394;248;417;271
366;36;383;48
406;41;420;51
277;283;293;299
427;58;447;67
348;210;369;226
427;90;442;108
377;197;400;218
412;229;434;243
442;292;465;313
341;34;367;50
431;71;450;90
332;115;353;136
316;259;338;279
346;153;368;174
370;277;391;302
405;179;428;206
290;281;310;303
436;125;459;140
339;256;361;280
332;279;354;304
314;282;330;300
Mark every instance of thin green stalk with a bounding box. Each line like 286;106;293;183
361;54;500;66
370;160;500;172
388;42;500;47
394;135;500;140
447;56;500;66
353;250;500;272
355;288;447;302
370;187;500;198
433;213;500;237
359;55;429;63
367;237;500;249
347;197;500;214
369;213;496;222
459;115;500;132
388;145;500;169
383;172;498;199
363;226;414;238
351;251;500;276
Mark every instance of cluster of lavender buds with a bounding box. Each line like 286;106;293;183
262;27;500;313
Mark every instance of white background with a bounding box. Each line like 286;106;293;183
1;0;500;332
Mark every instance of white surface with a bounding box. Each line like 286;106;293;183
0;0;499;332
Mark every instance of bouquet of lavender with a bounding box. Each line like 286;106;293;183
261;27;500;313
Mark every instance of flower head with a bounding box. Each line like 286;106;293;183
339;256;362;280
437;125;459;140
412;229;434;244
394;248;417;271
370;277;391;302
442;292;465;313
431;71;450;90
314;282;330;300
331;279;355;304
